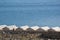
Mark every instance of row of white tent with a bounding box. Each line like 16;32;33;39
0;25;60;32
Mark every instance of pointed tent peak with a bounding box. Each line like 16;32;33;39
6;25;18;30
31;26;40;30
3;27;9;29
41;26;50;31
2;27;9;31
52;26;60;32
0;25;7;30
36;28;45;32
48;27;55;32
26;28;34;31
20;25;29;30
16;27;23;31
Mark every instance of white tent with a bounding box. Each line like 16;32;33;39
41;26;50;31
7;25;18;30
0;25;7;30
52;27;60;32
21;25;29;30
31;26;39;30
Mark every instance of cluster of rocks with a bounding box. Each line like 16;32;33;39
0;25;60;39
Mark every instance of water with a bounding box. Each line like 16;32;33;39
0;0;60;14
0;0;60;26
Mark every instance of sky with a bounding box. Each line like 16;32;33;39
0;0;60;27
